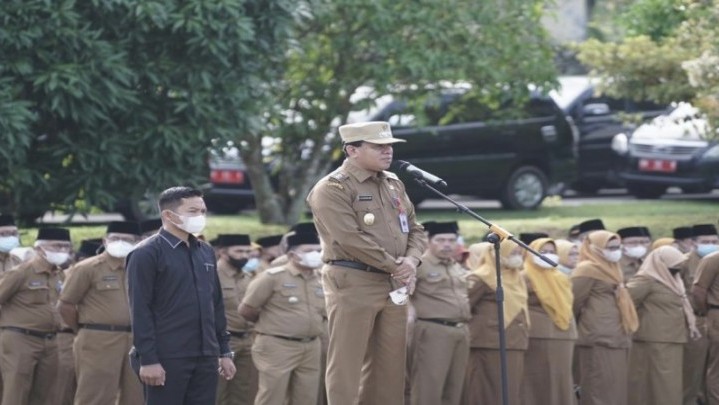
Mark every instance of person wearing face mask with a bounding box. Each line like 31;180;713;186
238;232;325;405
0;227;71;405
626;246;700;405
255;235;283;273
673;226;694;254
555;239;580;276
571;230;638;405
56;221;142;405
617;226;650;279
407;222;470;405
126;187;236;405
214;234;259;405
0;214;21;274
692;242;719;405
521;238;577;405
679;223;719;405
463;239;529;405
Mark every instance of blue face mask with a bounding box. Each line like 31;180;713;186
697;243;719;258
242;257;260;273
0;236;20;253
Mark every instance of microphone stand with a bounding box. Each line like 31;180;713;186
410;177;557;405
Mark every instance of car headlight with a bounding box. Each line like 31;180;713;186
702;144;719;160
611;133;629;155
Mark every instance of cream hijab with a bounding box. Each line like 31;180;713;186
572;230;639;334
466;242;491;271
524;238;573;330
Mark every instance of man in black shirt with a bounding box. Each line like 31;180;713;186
127;186;236;404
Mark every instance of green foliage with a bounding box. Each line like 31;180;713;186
0;0;293;223
618;0;687;40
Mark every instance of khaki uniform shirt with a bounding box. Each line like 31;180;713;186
680;251;703;309
412;252;470;322
620;256;642;280
572;277;632;348
217;259;252;332
694;252;719;341
466;274;529;350
627;274;688;343
0;258;61;331
307;160;427;272
242;262;325;338
0;253;19;274
523;274;578;340
60;252;131;326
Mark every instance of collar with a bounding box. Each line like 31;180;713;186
342;160;383;183
286;261;315;279
159;228;198;249
100;252;125;271
423;251;454;267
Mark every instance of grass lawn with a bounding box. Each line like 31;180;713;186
20;197;717;248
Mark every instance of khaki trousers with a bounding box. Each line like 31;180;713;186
628;341;683;405
217;334;258;405
576;345;629;405
323;266;408;405
0;329;59;405
56;332;76;405
462;348;524;405
252;334;320;405
73;329;142;405
707;310;719;405
409;320;468;405
521;338;576;405
684;316;709;405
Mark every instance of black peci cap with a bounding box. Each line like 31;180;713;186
0;214;15;227
36;227;71;242
578;219;605;234
693;224;718;237
106;221;141;236
617;227;644;239
673;227;693;240
77;239;103;258
139;219;162;235
639;226;652;238
255;235;283;248
287;232;320;248
425;221;459;237
519;232;549;245
217;234;252;247
568;224;580;238
289;222;317;235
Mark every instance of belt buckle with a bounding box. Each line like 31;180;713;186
45;333;55;339
455;322;465;328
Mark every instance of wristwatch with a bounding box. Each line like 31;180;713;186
219;351;235;360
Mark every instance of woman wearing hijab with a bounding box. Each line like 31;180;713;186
571;230;638;405
626;245;700;405
462;239;528;405
555;239;580;276
521;238;578;405
465;242;491;271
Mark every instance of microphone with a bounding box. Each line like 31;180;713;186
393;160;448;188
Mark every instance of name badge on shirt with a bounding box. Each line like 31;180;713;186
399;213;410;234
203;263;214;272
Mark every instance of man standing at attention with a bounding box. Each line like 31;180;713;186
307;121;427;404
126;186;236;404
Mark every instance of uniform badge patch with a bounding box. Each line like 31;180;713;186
288;296;299;304
363;213;375;226
358;195;373;201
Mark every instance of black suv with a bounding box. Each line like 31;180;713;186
359;87;578;209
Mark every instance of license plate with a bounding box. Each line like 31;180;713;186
638;159;676;173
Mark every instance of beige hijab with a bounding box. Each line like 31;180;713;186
636;245;697;334
555;239;577;269
524;238;573;330
572;230;639;334
473;239;528;327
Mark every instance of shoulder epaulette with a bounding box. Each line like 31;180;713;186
267;266;287;275
329;171;349;182
383;171;399;180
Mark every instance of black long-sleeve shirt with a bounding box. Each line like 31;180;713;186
127;228;230;365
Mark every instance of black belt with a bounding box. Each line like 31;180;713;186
228;330;249;339
58;328;75;334
79;323;131;332
329;260;387;274
1;327;56;339
417;318;466;328
709;304;719;310
264;333;317;343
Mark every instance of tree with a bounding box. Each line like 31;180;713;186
0;0;294;223
236;0;559;225
576;0;719;135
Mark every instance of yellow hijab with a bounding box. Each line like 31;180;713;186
524;238;573;330
555;239;577;269
466;242;491;271
473;239;528;327
572;230;639;334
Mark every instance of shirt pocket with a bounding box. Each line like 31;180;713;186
95;280;121;291
279;288;301;305
26;281;49;304
351;200;383;231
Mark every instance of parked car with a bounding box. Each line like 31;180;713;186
355;86;578;209
551;76;668;193
614;102;719;198
203;145;255;214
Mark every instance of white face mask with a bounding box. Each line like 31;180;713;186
624;245;647;259
105;241;135;258
602;249;622;263
43;249;70;266
533;253;559;269
505;254;524;269
172;213;206;234
0;236;20;253
299;251;323;269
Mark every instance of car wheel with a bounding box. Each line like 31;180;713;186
627;183;666;199
500;166;548;210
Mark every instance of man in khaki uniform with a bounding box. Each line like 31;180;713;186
0;215;21;273
408;221;470;405
673;226;694;254
214;234;258;405
255;235;283;272
681;224;719;405
0;227;71;405
239;232;326;405
693;249;719;405
57;221;142;405
617;226;649;279
307;121;427;404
